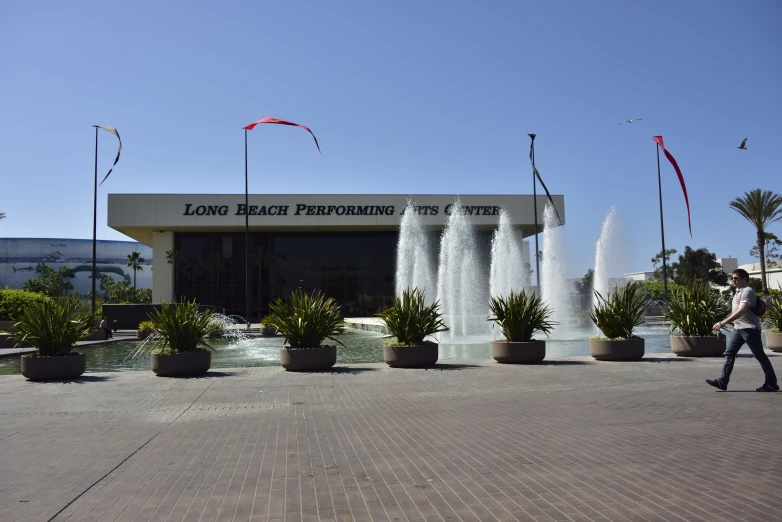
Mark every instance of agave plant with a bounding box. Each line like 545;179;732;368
147;299;220;353
266;289;344;348
589;282;650;340
664;280;730;337
764;295;782;332
4;297;92;355
377;288;448;345
487;290;556;342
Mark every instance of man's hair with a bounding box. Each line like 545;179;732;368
732;268;749;280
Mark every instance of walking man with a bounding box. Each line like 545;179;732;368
707;269;778;392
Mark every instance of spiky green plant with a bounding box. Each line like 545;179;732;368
763;293;782;332
3;297;92;355
487;290;556;342
377;288;448;345
589;282;650;340
664;280;730;337
147;299;220;353
266;289;344;348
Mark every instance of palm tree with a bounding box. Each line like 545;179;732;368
729;189;782;295
126;251;146;302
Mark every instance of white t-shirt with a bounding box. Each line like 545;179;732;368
732;286;761;330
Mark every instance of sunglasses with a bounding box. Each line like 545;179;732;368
731;277;742;281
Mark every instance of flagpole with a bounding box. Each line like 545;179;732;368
529;134;541;290
91;127;98;319
656;143;668;301
244;129;251;329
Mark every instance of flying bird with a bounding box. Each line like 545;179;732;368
618;118;643;125
738;138;747;150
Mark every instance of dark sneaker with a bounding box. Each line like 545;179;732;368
756;384;779;392
706;378;727;391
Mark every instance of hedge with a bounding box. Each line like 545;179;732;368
0;289;54;321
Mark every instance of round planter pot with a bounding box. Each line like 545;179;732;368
21;353;86;381
261;327;277;337
766;331;782;353
137;330;152;340
280;345;336;371
151;350;211;377
589;338;644;361
491;340;546;364
670;335;726;357
384;344;438;368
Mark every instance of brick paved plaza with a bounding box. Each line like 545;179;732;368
1;354;781;522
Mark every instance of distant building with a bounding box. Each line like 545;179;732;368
739;262;782;291
624;271;655;282
0;238;152;294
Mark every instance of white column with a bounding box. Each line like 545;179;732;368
152;231;174;303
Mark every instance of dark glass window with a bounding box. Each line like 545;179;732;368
174;231;397;320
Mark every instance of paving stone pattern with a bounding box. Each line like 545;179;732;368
0;354;781;521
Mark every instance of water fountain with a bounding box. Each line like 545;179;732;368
489;208;529;298
592;207;626;308
123;313;249;362
436;199;490;338
540;204;577;334
395;200;437;303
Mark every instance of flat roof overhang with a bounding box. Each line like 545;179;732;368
108;194;565;247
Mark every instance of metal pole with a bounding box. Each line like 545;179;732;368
91;127;98;318
530;136;541;290
244;129;251;329
656;144;668;301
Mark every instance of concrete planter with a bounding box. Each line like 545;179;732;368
670;335;726;357
491;340;546;364
766;331;782;353
589;338;644;361
137;330;153;339
384;344;438;368
21;353;86;381
261;327;277;337
280;345;336;371
151;350;211;377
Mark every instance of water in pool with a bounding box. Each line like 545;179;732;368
0;327;686;375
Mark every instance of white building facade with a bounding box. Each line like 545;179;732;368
108;193;565;319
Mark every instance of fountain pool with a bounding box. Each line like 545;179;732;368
0;327;681;375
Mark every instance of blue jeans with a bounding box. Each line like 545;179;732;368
719;328;777;387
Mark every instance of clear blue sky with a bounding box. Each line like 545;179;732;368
1;0;780;278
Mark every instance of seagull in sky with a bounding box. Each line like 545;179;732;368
618;118;643;125
738;138;748;150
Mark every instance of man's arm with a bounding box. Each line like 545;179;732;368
713;302;750;331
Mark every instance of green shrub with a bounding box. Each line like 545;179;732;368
267;289;344;348
261;313;279;327
137;320;156;334
377;288;448;345
589;282;650;340
0;289;53;321
147;299;220;353
764;292;782;332
664;281;730;337
3;297;92;355
487;289;556;342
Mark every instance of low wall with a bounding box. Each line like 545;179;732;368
102;304;225;330
344;317;390;335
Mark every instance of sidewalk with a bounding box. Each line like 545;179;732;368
1;354;780;521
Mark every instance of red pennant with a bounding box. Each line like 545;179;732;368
653;136;692;236
243;117;320;152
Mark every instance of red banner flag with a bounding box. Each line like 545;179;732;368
653;136;691;236
243;117;320;152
